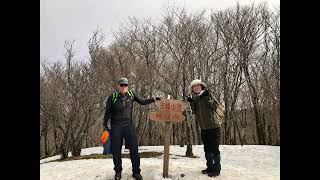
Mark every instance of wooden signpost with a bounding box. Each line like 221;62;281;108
147;96;189;178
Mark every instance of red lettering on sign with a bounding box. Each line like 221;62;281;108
165;102;170;110
176;103;182;111
155;113;162;118
160;102;165;109
171;113;179;120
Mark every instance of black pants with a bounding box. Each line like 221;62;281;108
201;127;221;172
111;124;140;174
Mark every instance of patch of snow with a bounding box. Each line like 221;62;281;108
40;145;279;180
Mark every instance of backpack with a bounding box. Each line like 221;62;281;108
213;97;225;123
208;91;225;124
111;90;134;104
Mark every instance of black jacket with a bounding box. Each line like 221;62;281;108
103;91;155;127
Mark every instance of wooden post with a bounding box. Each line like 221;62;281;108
163;95;171;178
163;121;171;178
147;95;189;178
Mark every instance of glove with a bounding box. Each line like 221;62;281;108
103;125;110;132
186;95;193;102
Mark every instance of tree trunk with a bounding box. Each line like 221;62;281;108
60;146;68;160
185;109;194;157
236;122;244;146
242;64;266;144
44;131;49;157
180;121;185;147
71;145;82;157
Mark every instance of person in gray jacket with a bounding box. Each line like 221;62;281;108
186;79;222;177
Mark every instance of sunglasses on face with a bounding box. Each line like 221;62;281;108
119;84;128;87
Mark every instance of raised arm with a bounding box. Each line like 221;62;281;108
103;96;112;129
132;91;156;105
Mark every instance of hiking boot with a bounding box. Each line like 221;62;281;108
207;171;220;177
115;172;121;180
201;168;212;174
132;173;143;180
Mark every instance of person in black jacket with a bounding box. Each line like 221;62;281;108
186;79;222;177
103;77;161;180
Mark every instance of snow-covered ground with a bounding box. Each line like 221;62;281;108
40;145;279;180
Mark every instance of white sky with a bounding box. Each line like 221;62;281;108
40;0;279;63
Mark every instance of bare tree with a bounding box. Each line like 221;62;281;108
40;3;280;160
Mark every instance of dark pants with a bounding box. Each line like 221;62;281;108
110;124;140;174
201;127;221;172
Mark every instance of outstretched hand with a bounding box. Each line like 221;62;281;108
103;126;110;132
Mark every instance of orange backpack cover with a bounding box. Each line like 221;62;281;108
100;130;109;144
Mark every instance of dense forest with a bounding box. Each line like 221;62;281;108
40;3;280;159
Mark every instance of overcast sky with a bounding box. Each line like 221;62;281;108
40;0;279;63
